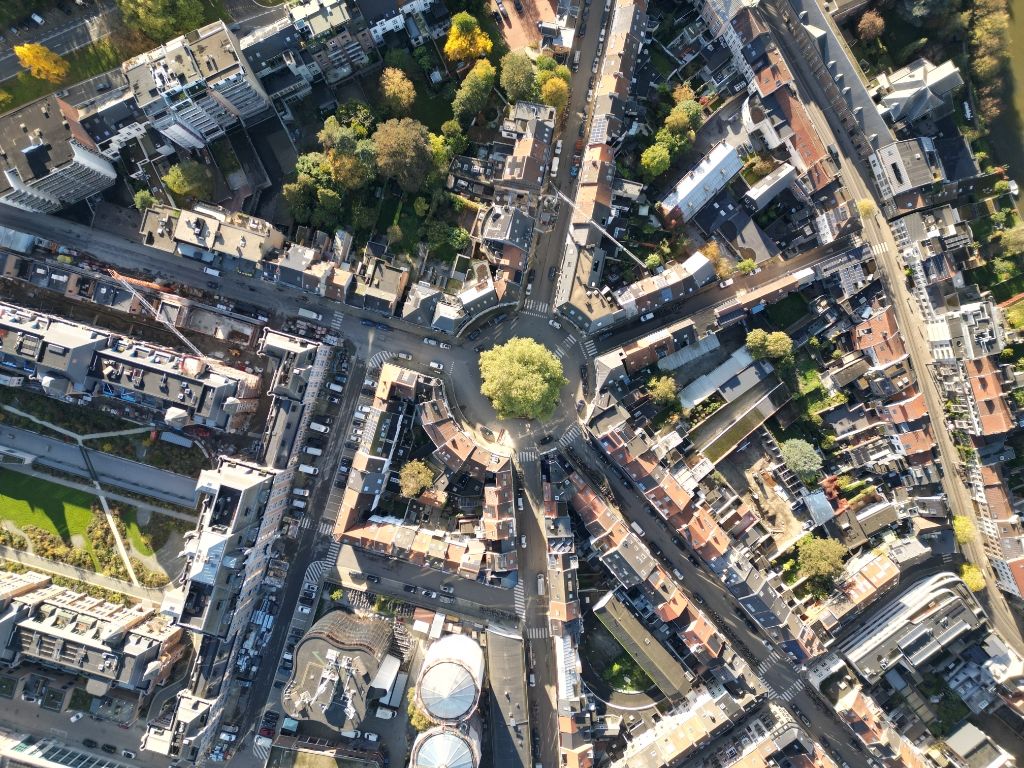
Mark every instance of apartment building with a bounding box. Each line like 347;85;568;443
0;96;117;213
124;21;270;149
0;571;185;696
0;300;261;431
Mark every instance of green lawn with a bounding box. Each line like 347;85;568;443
411;83;456;132
601;652;654;692
0;38;151;114
121;510;154;557
764;294;808;330
0;470;96;542
119;507;190;557
650;47;676;78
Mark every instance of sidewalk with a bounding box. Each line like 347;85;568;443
0;545;163;604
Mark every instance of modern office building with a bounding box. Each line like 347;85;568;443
124;21;269;149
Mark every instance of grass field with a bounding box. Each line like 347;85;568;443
764;294;808;330
0;470;96;542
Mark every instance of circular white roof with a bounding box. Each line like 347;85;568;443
411;730;476;768
419;661;479;720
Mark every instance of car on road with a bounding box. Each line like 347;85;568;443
473;344;485;353
329;396;340;404
69;712;84;723
375;322;392;331
439;342;451;349
101;745;117;754
421;588;437;599
441;584;454;594
121;750;136;759
259;727;275;737
428;361;444;371
848;737;863;751
719;278;734;288
548;319;561;329
366;574;381;583
570;166;579;178
688;554;699;566
467;329;481;341
548;266;557;280
693;593;705;605
206;281;218;289
404;584;417;593
423;337;438;346
640;312;654;322
439;595;454;604
83;740;98;749
361;319;374;327
790;705;811;726
538;433;554;445
520;534;527;547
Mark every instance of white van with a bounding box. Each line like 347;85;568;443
537;574;545;595
630;521;645;537
303;445;322;456
292;499;307;510
328;383;344;393
203;266;220;277
376;707;397;720
309;422;330;434
298;464;319;476
293;488;310;497
572;51;581;71
429;361;444;371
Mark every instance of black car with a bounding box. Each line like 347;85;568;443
101;745;117;754
538;434;554;445
206;280;218;289
578;123;585;137
513;0;523;12
548;266;557;280
83;740;98;749
473;344;485;353
468;329;481;341
366;574;381;583
404;584;417;594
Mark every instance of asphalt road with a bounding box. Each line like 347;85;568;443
0;424;198;505
760;0;1024;658
0;2;118;81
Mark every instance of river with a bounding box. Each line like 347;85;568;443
990;0;1024;173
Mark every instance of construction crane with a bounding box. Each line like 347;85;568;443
106;270;203;357
551;186;648;270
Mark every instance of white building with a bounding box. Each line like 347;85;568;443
658;142;743;224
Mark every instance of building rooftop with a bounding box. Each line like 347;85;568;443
0;97;86;196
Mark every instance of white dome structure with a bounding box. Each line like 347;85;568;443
410;723;481;768
416;634;485;723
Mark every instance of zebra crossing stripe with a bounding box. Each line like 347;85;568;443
253;740;271;763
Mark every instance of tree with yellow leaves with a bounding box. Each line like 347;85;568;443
539;77;569;116
444;12;492;62
960;563;985;592
15;44;69;83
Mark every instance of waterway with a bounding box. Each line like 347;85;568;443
990;0;1024;173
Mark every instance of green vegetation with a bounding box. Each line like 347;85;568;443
648;375;678;406
116;0;208;44
640;82;703;180
68;688;95;712
746;329;794;361
601;652;654;692
780;438;823;482
407;687;433;731
0;470;97;545
479;338;568;420
399;460;435;498
960;563;985;591
920;674;970;736
0;676;14;699
952;515;977;545
163;161;214;203
120;507;190;556
796;534;847;588
443;11;493;62
764;294;808;329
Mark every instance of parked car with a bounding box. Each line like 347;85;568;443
538;434;554;445
83;740;98;749
121;750;136;759
548;266;557;280
69;712;84;723
467;329;481;341
404;584;417;593
441;584;454;594
101;745;117;754
420;589;437;599
366;574;381;583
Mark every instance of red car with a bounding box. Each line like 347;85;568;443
258;727;275;738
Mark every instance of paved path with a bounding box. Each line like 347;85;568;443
0;545;162;603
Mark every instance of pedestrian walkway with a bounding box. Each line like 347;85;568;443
514;583;525;614
523;299;550;316
368;350;396;371
525;626;550;640
559;425;582;447
518;448;538;464
756;649;783;674
762;676;804;703
580;338;597;356
252;738;272;763
0;544;163;603
329;312;344;331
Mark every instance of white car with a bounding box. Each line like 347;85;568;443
69;712;84;723
548;319;561;329
439;342;451;350
421;589;437;599
423;337;439;346
640;312;654;322
520;535;527;548
429;361;444;371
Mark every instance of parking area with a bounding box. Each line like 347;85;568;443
489;0;554;49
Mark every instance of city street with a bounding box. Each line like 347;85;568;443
0;2;118;81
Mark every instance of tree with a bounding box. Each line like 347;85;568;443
330;588;344;602
640;143;671;179
379;67;416;115
665;100;702;134
441;119;468;155
736;258;758;275
655;127;692;159
539;77;569;116
162;161;213;201
387;224;404;244
645;253;663;270
479;338;568;420
0;90;11;111
994;179;1012;195
444;11;493;61
898;0;960;23
311;187;345;229
649;375;677;405
133;189;157;211
780;439;823;482
373;118;433;193
283;174;317;221
14;44;69;83
745;329;794;360
857;9;885;41
500;51;536;102
452;59;496;123
413;197;430;217
856;198;878;218
450;226;471;251
1001;224;1024;257
399;459;434;497
673;82;696;103
961;563;985;591
116;0;207;43
407;688;433;731
952;515;977;545
796;535;847;581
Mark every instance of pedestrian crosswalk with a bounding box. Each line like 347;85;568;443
868;242;888;258
518;448;538;464
525;626;550;640
514;583;526;614
581;338;597;356
763;676;805;703
329;312;344;330
368;350;396;371
317;520;335;536
252;737;271;763
553;342;570;359
303;559;329;585
756;649;783;674
523;299;550;316
559;424;582;447
326;539;341;563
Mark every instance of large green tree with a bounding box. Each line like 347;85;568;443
399;460;434;497
116;0;207;42
479;338;568;420
379;67;417;116
640;144;671;179
796;535;847;581
452;59;496;123
162;161;212;201
649;375;677;405
372;118;433;193
133;189;157;211
500;51;536;102
780;439;823;482
745;329;793;360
